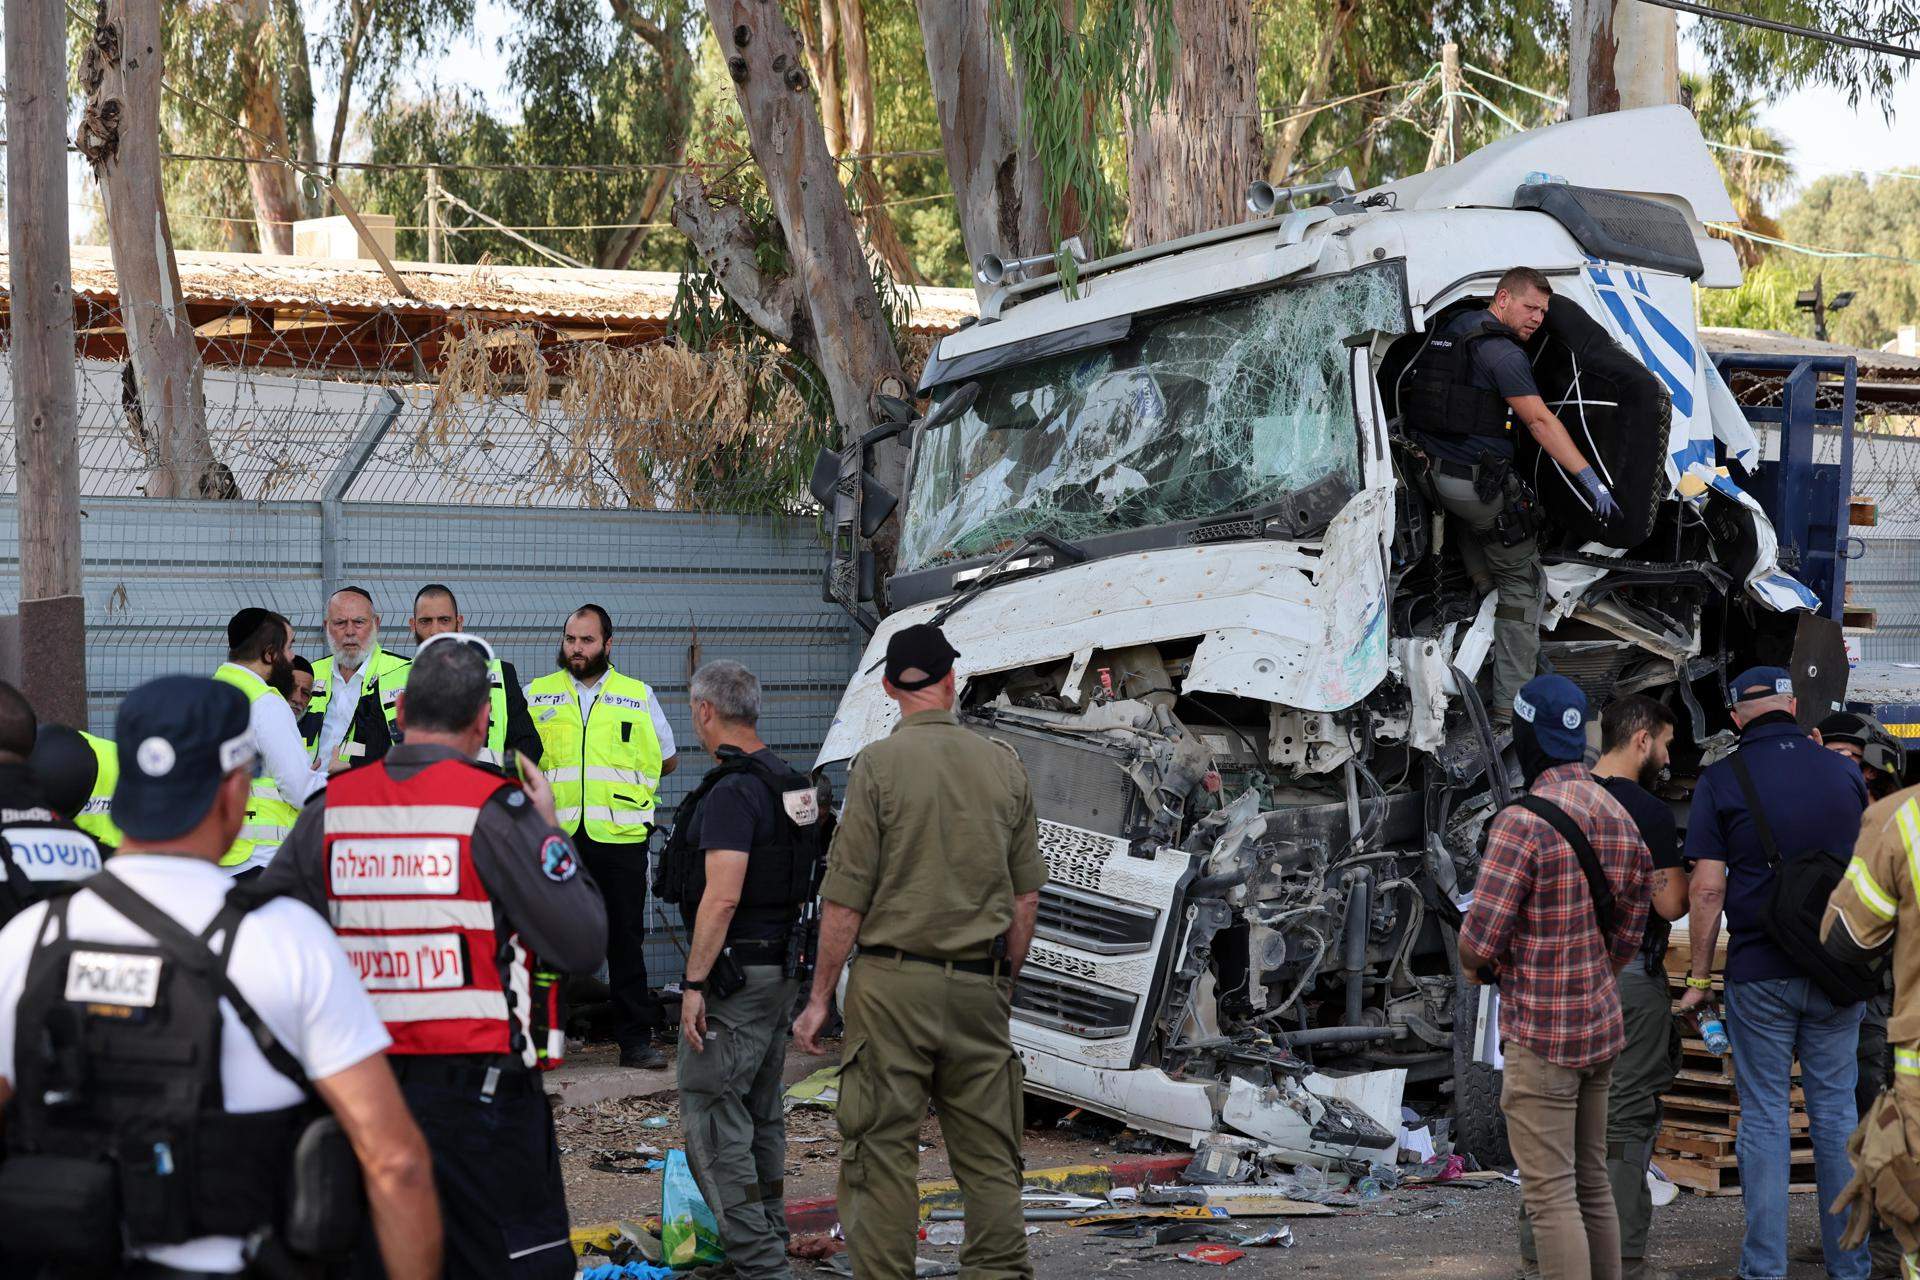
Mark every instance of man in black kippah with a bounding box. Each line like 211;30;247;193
213;608;326;876
794;622;1046;1280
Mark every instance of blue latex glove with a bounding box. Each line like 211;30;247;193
1574;467;1621;522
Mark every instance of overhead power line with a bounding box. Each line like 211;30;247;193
1632;0;1920;61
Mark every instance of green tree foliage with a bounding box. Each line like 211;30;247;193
1687;1;1920;119
1776;174;1920;349
1696;255;1808;332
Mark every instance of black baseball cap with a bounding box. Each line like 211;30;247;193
112;676;259;842
885;623;960;691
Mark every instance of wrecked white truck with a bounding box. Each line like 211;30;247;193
810;106;1822;1169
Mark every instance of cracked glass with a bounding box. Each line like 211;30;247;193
900;263;1408;570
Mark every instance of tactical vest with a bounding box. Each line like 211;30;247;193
656;748;826;939
478;659;512;769
322;757;537;1064
76;731;123;851
2;875;309;1253
1402;312;1522;440
526;667;665;843
306;647;410;768
0;803;104;924
213;663;304;871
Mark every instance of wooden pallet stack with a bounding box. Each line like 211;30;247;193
1650;930;1816;1196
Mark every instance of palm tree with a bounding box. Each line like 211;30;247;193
1684;71;1796;267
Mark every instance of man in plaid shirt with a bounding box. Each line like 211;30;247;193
1460;674;1653;1280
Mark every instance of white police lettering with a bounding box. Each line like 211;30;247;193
0;807;56;824
329;837;461;895
1561;708;1581;731
782;788;821;826
65;951;163;1008
8;827;103;881
1513;694;1537;724
342;933;467;991
1776;678;1793;694
600;693;648;711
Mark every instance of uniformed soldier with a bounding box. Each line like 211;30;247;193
32;723;123;851
0;675;440;1280
262;633;608;1280
0;682;104;924
1822;780;1920;1275
793;623;1044;1280
658;660;826;1280
1402;266;1621;725
214;608;328;877
1823;711;1908;803
1681;667;1871;1280
409;583;542;770
527;603;679;1070
307;586;411;772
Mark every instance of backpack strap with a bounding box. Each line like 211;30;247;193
80;870;314;1097
1513;794;1618;936
1727;751;1785;872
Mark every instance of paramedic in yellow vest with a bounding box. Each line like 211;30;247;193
410;583;543;771
528;603;678;1069
309;586;410;772
29;726;122;851
214;608;327;878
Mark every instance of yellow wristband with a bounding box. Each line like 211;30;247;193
1685;976;1713;990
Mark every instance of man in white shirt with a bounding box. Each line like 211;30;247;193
0;675;439;1278
310;588;410;773
215;608;328;876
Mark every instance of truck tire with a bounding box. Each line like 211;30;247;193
1451;975;1513;1170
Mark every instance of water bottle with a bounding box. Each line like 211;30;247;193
1695;1003;1730;1056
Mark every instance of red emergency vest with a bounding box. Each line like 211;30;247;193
322;758;534;1063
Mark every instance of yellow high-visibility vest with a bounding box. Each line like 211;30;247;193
212;663;302;869
307;646;410;767
526;666;664;843
75;731;123;850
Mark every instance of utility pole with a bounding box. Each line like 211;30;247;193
1570;0;1679;117
1424;43;1462;171
5;0;88;725
425;167;443;263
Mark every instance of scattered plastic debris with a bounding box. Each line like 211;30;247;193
588;1150;667;1175
1177;1244;1245;1265
825;1256;957;1277
1235;1227;1294;1248
923;1222;966;1246
581;1264;675;1280
639;1116;673;1130
785;1065;843;1112
661;1150;724;1267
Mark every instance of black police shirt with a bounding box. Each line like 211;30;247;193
690;748;789;944
1416;309;1545;468
1596;774;1680;945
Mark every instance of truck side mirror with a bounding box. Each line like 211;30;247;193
808;446;844;508
860;481;898;539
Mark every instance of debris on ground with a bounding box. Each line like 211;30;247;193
789;1231;845;1260
824;1255;957;1277
580;1264;676;1280
589;1150;667;1175
1176;1244;1244;1265
785;1066;842;1112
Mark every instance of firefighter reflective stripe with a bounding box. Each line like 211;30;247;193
331;897;497;931
324;804;486;835
1898;799;1920;902
1897;1048;1920;1078
370;988;511;1023
1847;857;1900;921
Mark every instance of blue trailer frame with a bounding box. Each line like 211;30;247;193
1708;352;1858;622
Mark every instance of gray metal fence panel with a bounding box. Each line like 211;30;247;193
0;496;858;987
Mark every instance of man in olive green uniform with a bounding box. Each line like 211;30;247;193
793;623;1045;1280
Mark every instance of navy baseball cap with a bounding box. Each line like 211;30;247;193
1729;666;1794;704
1512;674;1590;760
112;676;259;842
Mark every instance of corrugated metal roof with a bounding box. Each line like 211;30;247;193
0;245;981;334
1701;326;1920;380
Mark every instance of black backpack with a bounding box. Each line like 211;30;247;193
1729;752;1880;1006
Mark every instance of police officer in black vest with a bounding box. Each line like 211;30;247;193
657;659;826;1280
0;681;104;925
1403;266;1621;727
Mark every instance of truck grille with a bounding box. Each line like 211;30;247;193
1012;970;1137;1039
1036;884;1159;955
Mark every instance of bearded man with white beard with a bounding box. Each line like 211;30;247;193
305;585;412;773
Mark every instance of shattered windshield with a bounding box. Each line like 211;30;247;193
900;263;1408;570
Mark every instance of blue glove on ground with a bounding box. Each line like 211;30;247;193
1574;467;1621;522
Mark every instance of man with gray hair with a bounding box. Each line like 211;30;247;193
655;659;828;1280
264;633;608;1280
